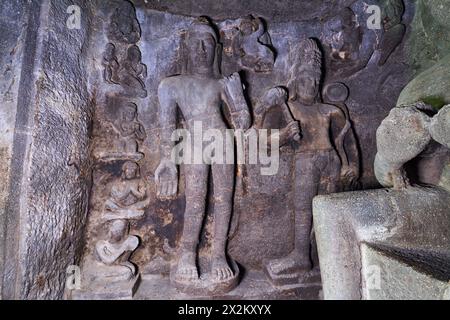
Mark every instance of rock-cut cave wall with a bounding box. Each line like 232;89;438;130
1;0;94;299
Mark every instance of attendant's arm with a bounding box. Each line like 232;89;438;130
221;73;251;130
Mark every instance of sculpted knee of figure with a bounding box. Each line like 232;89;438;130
375;103;450;189
265;38;358;282
154;17;250;283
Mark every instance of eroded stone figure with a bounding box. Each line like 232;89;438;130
377;0;406;66
102;43;120;84
95;219;139;280
104;161;149;219
375;103;450;189
94;161;148;280
265;38;359;284
116;45;147;98
108;1;141;44
106;102;146;160
220;16;274;74
154;17;250;287
323;7;364;76
237;16;274;73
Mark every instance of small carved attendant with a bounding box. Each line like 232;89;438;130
377;0;406;66
117;45;147;98
323;7;363;76
108;1;141;44
238;16;274;73
109;103;146;158
265;38;358;282
102;43;120;84
94;161;149;280
95;219;139;280
104;161;149;219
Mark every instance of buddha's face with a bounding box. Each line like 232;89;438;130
297;71;319;105
187;31;216;74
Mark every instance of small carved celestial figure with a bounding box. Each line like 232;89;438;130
102;43;120;84
117;45;147;98
109;102;146;158
238;16;274;73
104;161;149;219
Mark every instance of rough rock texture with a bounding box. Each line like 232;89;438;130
134;0;357;22
313;187;450;299
1;0;93;299
360;244;450;300
398;54;450;108
0;0;29;299
405;0;450;75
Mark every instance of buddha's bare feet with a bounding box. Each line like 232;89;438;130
211;255;234;282
266;251;311;276
175;251;198;282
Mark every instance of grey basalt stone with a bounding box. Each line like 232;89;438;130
1;0;94;299
313;187;450;300
3;0;448;301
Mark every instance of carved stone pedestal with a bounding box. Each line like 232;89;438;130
169;259;240;296
263;266;321;290
137;270;321;300
71;274;141;300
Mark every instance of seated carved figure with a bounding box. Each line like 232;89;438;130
95;219;139;281
116;45;147;98
238;16;274;73
108;1;141;44
104;161;149;220
375;102;450;189
103;102;146;160
102;43;120;84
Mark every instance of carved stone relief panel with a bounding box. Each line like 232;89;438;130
69;0;415;300
73;0;149;299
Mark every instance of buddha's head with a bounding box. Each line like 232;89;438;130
185;17;220;77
